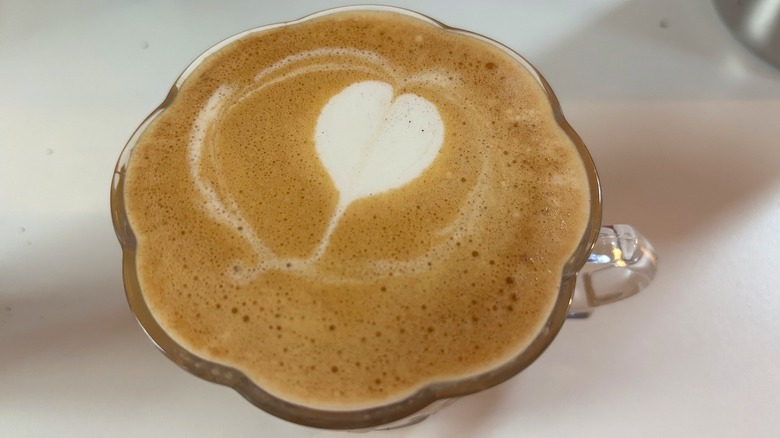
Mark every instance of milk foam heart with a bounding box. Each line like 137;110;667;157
313;80;444;258
315;81;444;200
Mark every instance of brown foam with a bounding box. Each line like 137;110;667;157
124;10;590;409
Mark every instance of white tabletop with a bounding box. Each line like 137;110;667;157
2;1;779;437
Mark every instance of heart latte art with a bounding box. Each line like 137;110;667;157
313;81;444;259
125;10;590;409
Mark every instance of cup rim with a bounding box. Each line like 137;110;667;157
110;4;602;429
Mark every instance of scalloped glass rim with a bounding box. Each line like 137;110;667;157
110;4;602;430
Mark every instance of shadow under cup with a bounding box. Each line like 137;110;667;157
111;5;604;430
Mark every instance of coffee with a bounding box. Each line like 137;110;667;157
124;10;590;409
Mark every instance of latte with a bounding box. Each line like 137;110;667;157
124;9;590;409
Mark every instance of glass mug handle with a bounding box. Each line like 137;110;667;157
568;224;657;318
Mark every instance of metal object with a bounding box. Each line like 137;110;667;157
714;0;780;69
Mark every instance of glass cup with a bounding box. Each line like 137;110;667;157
111;5;657;431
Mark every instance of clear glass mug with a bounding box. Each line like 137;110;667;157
110;5;657;431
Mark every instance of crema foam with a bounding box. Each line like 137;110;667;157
125;10;590;409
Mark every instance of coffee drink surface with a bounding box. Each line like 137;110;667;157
124;10;590;409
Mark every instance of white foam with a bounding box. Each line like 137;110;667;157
237;62;382;107
188;84;235;212
311;80;444;259
187;85;296;279
253;48;397;83
247;48;460;106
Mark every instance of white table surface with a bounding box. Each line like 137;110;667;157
2;0;779;437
